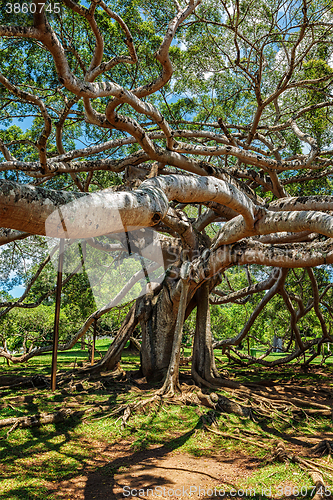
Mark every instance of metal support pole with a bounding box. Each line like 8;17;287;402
91;319;97;366
51;238;65;392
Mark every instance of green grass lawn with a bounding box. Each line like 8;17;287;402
2;340;332;378
0;338;112;378
1;342;333;499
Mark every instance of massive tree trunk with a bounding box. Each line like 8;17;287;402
140;282;180;381
86;275;187;382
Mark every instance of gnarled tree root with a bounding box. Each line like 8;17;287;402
269;441;333;498
310;472;328;500
311;440;333;457
203;423;269;449
0;408;85;431
178;390;252;418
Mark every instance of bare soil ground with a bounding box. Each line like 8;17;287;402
48;439;259;499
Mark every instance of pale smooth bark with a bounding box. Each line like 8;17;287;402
0;174;255;237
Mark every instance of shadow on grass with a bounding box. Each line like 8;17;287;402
0;416;85;497
0;379;134;500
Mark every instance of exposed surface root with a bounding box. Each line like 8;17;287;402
268;440;333;497
233;387;333;422
268;440;289;462
311;440;333;457
310;472;327;500
203;421;269;449
178;390;252;417
93;396;162;428
102;388;255;430
0;408;86;431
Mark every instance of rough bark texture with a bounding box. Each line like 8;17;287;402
191;281;225;388
140;282;179;381
192;282;216;382
158;277;190;395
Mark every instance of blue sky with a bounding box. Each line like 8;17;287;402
1;118;31;298
10;285;25;298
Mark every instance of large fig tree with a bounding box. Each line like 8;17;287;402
0;0;333;393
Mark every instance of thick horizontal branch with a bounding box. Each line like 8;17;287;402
0;174;255;238
188;239;333;288
0;179;168;237
213;210;333;248
211;239;333;272
0;228;30;245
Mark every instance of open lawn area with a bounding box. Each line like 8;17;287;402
1;342;333;500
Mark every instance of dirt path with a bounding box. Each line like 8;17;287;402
50;440;258;499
